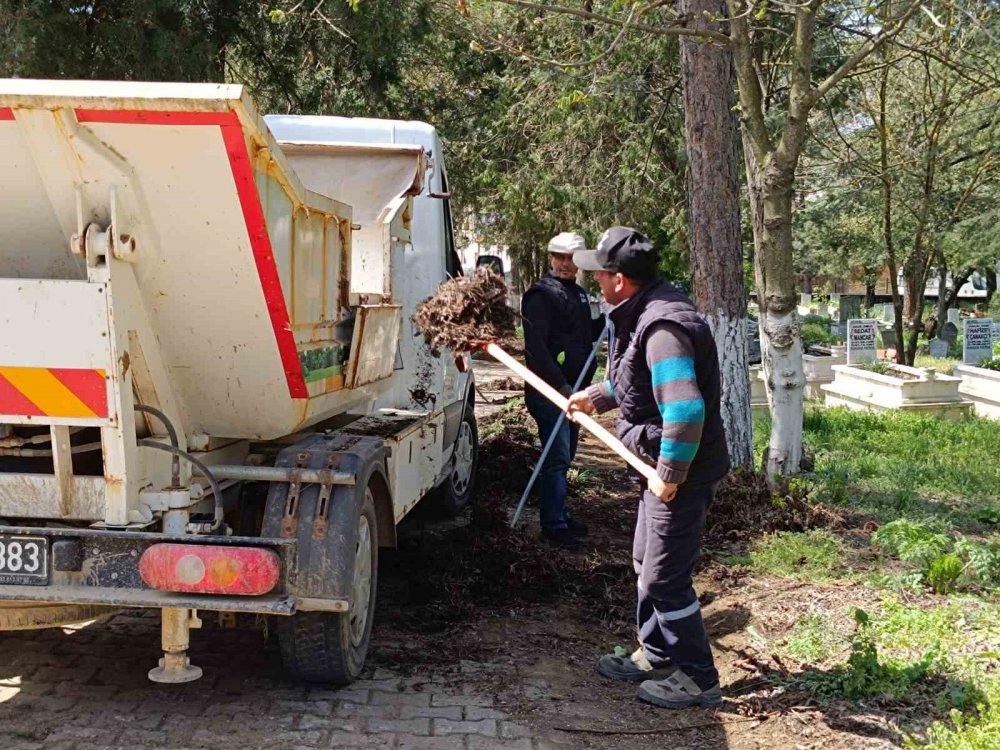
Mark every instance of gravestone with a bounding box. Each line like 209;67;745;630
880;304;894;322
839;296;862;325
880;327;898;351
947;308;961;326
800;293;812;306
963;319;995;365
929;338;949;358
847;319;878;365
941;321;959;352
993;321;1000;345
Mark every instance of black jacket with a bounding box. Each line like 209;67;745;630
521;272;604;394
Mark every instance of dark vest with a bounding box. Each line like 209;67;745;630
607;279;730;485
523;273;597;389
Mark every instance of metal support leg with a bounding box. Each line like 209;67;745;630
149;607;203;683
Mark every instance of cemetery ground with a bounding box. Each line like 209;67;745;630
1;385;997;749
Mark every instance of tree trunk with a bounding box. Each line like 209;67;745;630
744;144;805;483
679;0;753;470
934;257;949;336
987;266;997;307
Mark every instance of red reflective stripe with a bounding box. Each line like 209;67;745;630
74;109;232;127
139;543;280;596
0;108;13;121
70;108;308;399
218;122;308;398
0;371;45;416
48;368;108;418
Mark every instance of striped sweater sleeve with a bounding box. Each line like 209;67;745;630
645;323;704;485
585;379;617;413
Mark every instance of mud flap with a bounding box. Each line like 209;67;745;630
261;434;387;605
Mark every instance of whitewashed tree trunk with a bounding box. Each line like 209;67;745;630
759;309;805;478
743;139;806;484
705;312;753;468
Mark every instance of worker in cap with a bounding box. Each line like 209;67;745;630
520;232;605;549
567;226;730;709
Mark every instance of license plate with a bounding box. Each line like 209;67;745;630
0;535;49;585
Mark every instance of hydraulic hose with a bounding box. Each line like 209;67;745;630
134;404;180;487
138;439;224;532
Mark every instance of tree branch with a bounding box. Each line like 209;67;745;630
488;0;730;43
807;0;924;108
727;0;773;158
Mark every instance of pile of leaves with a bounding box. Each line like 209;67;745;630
411;269;515;355
706;469;845;544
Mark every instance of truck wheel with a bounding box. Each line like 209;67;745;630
0;602;116;631
427;408;478;517
278;486;378;684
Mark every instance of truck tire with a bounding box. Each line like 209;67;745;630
0;602;116;631
426;408;478;517
277;486;378;684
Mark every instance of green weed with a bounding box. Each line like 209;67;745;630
748;529;846;580
785;613;847;663
873;519;1000;593
806;609;934;701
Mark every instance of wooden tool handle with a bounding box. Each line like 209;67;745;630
484;342;660;484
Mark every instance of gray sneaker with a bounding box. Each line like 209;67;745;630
637;669;722;709
598;647;676;682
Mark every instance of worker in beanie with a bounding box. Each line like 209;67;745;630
521;232;605;549
568;227;730;709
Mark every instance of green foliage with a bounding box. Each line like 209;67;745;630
747;529;845;581
785;613;847;663
873;519;1000;593
862;359;896;376
927;555;965;596
873;519;952;567
976;357;1000;372
806;609;934;701
781;408;1000;515
802;321;836;348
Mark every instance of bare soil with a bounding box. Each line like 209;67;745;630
370;399;957;749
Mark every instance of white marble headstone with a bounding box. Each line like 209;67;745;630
963;319;994;365
847;319;878;365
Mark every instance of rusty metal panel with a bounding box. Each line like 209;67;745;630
344;305;402;389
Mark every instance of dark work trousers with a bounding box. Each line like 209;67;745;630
524;390;580;530
634;480;719;689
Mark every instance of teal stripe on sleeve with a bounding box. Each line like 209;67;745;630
660;439;699;463
650;357;696;386
657;398;705;424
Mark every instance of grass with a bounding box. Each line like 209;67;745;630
744;529;847;580
749;407;1000;747
785;613;848;663
915;354;960;374
755;407;1000;527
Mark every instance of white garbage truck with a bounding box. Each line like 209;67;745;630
0;79;478;684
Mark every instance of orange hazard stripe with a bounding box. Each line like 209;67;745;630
0;367;108;419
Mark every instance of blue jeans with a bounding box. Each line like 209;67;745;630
525;390;580;531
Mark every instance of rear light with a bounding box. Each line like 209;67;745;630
139;544;280;596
